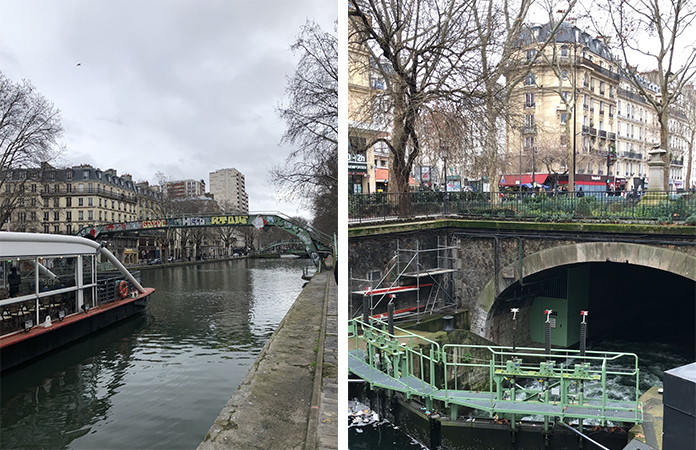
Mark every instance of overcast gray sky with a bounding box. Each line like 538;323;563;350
0;0;336;218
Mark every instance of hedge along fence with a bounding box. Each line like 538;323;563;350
349;191;696;225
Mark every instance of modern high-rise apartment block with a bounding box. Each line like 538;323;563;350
208;168;248;213
163;179;206;200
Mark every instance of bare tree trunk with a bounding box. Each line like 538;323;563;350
660;110;671;191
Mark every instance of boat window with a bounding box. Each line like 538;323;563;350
82;255;94;282
7;259;38;298
0;260;8;293
39;256;77;288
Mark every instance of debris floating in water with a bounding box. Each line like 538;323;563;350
348;400;380;427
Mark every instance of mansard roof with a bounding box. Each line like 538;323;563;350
520;22;614;62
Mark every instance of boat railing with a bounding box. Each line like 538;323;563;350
0;272;140;337
0;232;147;337
96;273;142;305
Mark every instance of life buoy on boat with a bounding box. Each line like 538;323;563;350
119;280;128;298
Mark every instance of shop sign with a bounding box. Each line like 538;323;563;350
348;152;367;173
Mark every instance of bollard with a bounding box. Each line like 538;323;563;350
442;315;454;333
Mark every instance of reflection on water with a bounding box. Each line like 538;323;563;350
349;424;427;450
1;258;307;450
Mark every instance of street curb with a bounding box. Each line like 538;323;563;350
303;273;331;450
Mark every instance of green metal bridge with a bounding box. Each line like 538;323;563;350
76;212;333;269
349;319;643;433
257;240;306;255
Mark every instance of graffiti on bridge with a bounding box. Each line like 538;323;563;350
79;214;327;269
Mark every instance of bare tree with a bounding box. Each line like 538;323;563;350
469;0;578;195
349;0;481;213
349;0;576;212
595;0;696;190
272;20;337;236
415;104;476;188
0;72;64;227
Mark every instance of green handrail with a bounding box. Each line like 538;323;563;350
349;318;643;425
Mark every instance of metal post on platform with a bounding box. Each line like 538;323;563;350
363;291;370;324
510;307;520;429
511;308;519;352
579;310;588;427
387;296;395;335
579;310;588;356
544;309;552;360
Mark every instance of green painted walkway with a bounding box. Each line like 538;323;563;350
349;319;643;429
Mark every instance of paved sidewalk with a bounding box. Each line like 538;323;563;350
314;273;338;450
197;271;338;450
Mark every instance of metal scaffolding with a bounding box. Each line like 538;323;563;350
350;237;458;321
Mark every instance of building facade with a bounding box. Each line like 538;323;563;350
507;23;621;192
1;164;163;261
208;168;248;213
348;8;391;195
508;22;693;192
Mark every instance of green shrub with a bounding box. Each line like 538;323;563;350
686;215;696;226
609;202;624;213
574;198;592;217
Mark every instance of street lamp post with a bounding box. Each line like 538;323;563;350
519;137;523;195
571;43;578;194
571;43;590;195
532;146;537;188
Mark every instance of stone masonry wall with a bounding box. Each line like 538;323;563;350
349;222;696;344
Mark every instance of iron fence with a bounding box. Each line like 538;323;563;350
349;190;696;225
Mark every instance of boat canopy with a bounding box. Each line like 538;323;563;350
0;232;144;293
1;232;102;258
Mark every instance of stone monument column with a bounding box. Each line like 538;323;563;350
647;147;666;192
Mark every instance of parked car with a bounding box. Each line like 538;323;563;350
148;258;162;265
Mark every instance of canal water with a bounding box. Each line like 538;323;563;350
0;258;309;450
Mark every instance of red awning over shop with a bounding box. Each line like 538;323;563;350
375;168;417;186
500;174;548;187
375;168;389;182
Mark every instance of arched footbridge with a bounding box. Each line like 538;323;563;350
257;240;307;256
77;213;333;269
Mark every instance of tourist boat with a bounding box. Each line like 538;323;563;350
0;232;155;372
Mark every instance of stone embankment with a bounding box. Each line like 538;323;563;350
197;270;338;450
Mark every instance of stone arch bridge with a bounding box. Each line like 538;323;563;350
348;219;696;346
77;213;333;269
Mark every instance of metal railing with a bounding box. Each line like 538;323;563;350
96;273;141;305
349;190;696;224
1;273;140;336
348;318;642;429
